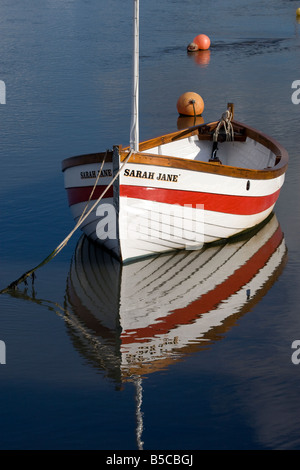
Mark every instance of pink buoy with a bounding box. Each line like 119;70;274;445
193;34;211;50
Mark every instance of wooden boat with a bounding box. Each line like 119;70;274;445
64;213;287;380
62;113;288;262
62;1;288;263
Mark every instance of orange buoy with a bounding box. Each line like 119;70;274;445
176;92;204;116
297;7;300;16
193;34;211;50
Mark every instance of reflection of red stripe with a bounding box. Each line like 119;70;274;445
121;225;283;344
120;185;280;215
66;186;113;206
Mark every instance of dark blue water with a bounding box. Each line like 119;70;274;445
1;0;300;450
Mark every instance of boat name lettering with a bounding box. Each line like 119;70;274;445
124;168;179;182
80;169;112;179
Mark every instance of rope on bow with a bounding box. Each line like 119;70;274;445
0;149;133;294
210;107;234;163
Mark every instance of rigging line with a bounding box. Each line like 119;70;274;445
0;149;134;295
77;150;108;226
5;287;119;369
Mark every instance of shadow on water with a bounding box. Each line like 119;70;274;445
210;37;292;57
184;36;297;68
150;38;293;63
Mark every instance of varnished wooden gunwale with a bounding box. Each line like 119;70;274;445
120;120;288;180
62;151;113;172
62;120;288;180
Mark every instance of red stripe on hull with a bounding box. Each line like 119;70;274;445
66;186;113;206
120;185;280;216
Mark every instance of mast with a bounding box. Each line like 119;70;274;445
130;0;139;152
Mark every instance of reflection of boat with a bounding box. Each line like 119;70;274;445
61;0;288;263
6;214;286;450
65;213;287;380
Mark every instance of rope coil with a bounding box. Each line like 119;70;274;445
213;109;234;143
210;108;234;163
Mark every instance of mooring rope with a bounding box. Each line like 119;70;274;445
190;98;197;126
7;288;121;371
0;148;133;294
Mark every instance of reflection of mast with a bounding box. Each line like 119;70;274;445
135;376;144;450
